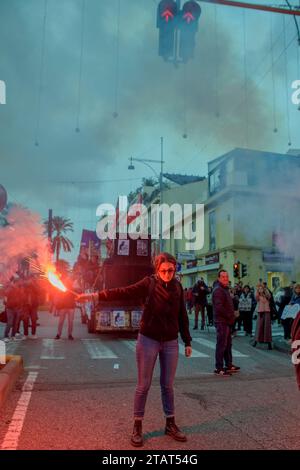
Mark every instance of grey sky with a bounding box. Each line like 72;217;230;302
0;0;299;259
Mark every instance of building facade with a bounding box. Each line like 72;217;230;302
164;148;300;289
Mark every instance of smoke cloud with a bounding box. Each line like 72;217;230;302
0;205;49;283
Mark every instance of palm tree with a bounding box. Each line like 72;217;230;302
45;216;74;262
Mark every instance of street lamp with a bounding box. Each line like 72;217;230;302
128;137;165;252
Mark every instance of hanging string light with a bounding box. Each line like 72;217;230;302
34;0;48;147
75;0;86;133
270;14;278;133
283;15;292;146
113;0;121;119
242;9;249;148
214;5;220;118
182;63;188;139
297;25;300;111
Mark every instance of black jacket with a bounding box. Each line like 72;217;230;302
192;281;208;305
212;281;235;325
98;275;192;346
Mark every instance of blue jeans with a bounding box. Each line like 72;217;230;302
215;322;232;370
134;334;179;419
4;308;20;338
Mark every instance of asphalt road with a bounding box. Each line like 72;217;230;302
0;310;299;450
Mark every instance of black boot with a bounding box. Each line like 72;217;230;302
268;342;272;350
252;341;257;347
130;419;143;447
165;417;187;442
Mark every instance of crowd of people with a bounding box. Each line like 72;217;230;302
1;269;79;342
1;274;40;342
0;252;102;342
184;278;300;344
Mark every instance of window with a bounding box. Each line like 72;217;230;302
209;164;226;195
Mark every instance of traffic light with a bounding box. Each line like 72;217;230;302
233;262;240;278
157;0;178;60
241;263;248;278
179;1;201;63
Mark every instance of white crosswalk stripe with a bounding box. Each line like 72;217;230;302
179;343;209;358
4;340;20;354
40;339;64;360
82;339;118;359
123;340;136;352
193;337;249;357
122;339;209;358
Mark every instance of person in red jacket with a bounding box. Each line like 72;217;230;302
78;252;192;447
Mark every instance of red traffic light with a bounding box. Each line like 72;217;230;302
233;262;240;278
182;1;201;24
158;0;178;24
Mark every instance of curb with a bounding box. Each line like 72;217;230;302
0;355;23;410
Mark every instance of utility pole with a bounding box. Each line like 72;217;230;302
128;138;165;253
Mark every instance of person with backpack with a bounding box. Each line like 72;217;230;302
77;252;192;447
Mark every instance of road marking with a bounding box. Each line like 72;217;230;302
123;340;136;352
1;372;38;450
179;343;209;358
124;339;209;358
40;339;64;360
5;341;20;354
82;339;118;359
193;337;249;357
24;366;48;370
